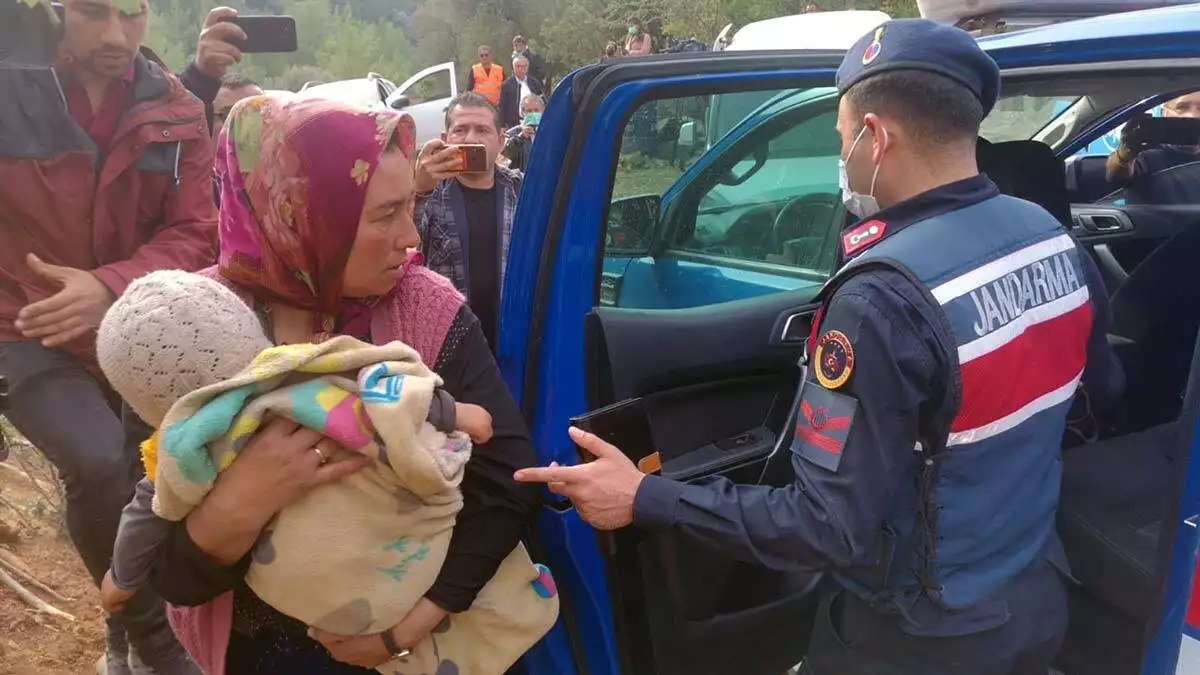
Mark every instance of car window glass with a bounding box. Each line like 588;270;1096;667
601;90;844;309
405;68;453;105
980;94;1080;143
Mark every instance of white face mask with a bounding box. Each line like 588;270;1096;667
838;124;887;218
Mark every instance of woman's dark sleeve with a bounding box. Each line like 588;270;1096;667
426;308;540;613
146;520;251;607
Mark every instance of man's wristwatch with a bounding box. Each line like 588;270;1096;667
380;628;412;658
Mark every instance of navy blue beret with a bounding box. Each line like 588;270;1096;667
836;19;1001;116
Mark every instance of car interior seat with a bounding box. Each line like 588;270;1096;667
976;138;1073;228
1107;220;1200;430
975;137;1194;674
1053;329;1199;675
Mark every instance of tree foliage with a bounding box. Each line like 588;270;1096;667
144;0;919;90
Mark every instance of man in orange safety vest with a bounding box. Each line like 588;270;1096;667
466;45;504;107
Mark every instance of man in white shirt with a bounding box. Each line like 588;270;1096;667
499;55;545;130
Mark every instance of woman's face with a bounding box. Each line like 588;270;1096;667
341;147;420;298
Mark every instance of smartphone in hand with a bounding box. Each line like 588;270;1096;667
446;145;490;173
219;15;298;53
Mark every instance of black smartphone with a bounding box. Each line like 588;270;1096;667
568;398;655;464
220;15;298;54
1146;115;1200;146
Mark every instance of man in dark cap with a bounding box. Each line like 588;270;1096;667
515;18;1122;674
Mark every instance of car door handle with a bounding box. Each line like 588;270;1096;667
770;305;820;347
1073;208;1132;234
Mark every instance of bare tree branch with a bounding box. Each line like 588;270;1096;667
0;554;72;604
0;564;75;621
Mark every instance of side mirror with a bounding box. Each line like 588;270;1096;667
390;95;412;110
606;194;661;256
678;120;696;148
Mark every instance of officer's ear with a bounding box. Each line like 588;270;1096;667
860;113;890;163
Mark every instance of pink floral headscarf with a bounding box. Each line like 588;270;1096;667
214;93;417;335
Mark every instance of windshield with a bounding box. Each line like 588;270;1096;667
980;94;1081;142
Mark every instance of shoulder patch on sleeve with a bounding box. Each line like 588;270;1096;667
814;329;855;390
791;386;858;472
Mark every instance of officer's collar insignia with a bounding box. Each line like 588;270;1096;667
815;330;855;390
862;27;884;65
842;219;887;257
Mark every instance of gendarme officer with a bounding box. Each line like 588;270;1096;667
517;19;1121;675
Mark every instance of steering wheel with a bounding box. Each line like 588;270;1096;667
770;193;841;265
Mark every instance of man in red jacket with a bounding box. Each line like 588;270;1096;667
0;1;217;673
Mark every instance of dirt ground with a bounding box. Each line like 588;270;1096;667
0;425;106;675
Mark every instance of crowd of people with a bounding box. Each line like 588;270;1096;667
1;2;548;673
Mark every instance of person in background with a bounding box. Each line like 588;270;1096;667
625;18;653;57
499;55;545;130
512;35;547;86
415;93;522;351
212;72;262;144
804;3;823;13
208;72;263;204
466;45;504;108
502;94;546;173
0;1;218;673
179;6;247;133
1107;90;1200;185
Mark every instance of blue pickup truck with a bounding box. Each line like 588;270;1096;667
503;4;1200;675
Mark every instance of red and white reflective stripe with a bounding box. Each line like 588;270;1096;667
932;232;1093;447
957;286;1090;363
947;372;1082;447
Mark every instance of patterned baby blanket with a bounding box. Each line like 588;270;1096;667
154;336;558;674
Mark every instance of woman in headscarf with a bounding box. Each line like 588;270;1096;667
141;93;540;673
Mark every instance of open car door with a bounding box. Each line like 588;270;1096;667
387;61;457;146
501;51;847;675
503;10;1200;675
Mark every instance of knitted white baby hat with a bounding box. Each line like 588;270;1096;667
97;270;273;426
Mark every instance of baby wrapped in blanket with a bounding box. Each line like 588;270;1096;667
97;271;559;675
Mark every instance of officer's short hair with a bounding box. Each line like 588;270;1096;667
845;70;984;148
445;92;502;132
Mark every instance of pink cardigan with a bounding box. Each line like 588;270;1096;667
166;262;465;675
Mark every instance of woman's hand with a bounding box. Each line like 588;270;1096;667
307;628;392;669
226;419;364;516
186;418;369;564
391;597;450;648
308;598;449;668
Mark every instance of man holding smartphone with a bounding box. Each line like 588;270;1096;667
415;93;523;351
0;1;216;673
1107;90;1200;187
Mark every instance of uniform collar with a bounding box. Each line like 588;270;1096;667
840;174;999;261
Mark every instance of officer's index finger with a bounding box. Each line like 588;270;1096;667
514;464;582;485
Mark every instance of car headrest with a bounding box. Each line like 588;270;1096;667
977;139;1071;229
